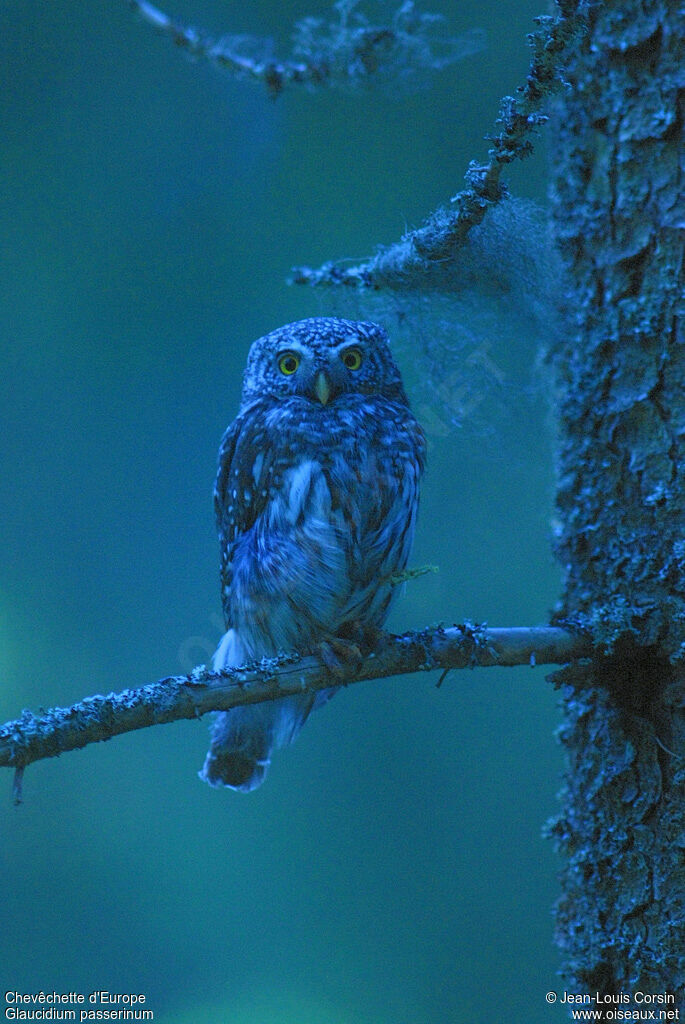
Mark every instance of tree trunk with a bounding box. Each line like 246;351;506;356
549;0;685;1009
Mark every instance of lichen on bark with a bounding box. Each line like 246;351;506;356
549;0;685;1006
551;0;684;655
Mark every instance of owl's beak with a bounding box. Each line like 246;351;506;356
313;371;331;406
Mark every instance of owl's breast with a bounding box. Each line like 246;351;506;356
227;455;349;654
223;393;423;654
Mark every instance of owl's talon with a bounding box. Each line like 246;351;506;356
318;639;363;680
335;620;384;655
358;624;384;654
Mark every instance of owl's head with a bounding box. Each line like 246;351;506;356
240;317;408;407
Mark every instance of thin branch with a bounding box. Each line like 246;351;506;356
0;625;590;789
128;0;485;98
291;1;585;290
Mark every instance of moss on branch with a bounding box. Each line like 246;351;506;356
129;0;484;97
291;2;586;291
1;624;589;801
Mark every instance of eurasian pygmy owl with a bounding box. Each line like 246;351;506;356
200;317;425;791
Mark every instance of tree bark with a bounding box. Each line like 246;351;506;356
549;0;685;1009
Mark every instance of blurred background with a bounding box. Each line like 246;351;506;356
1;1;568;1020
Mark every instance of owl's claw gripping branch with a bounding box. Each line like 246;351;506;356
0;624;590;801
318;639;364;680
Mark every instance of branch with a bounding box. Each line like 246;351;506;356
1;625;590;799
128;0;485;98
290;1;585;291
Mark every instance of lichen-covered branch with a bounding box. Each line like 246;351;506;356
128;0;484;98
0;625;588;798
291;0;585;291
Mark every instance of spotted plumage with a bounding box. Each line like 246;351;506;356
200;317;425;791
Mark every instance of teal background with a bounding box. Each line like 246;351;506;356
1;2;568;1021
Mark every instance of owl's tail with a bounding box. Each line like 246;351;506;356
200;628;335;791
199;693;333;792
199;704;274;792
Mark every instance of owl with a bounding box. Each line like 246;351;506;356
200;316;426;791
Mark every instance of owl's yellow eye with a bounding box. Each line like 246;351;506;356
341;347;363;371
278;351;300;376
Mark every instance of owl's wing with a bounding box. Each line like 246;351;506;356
214;402;274;624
